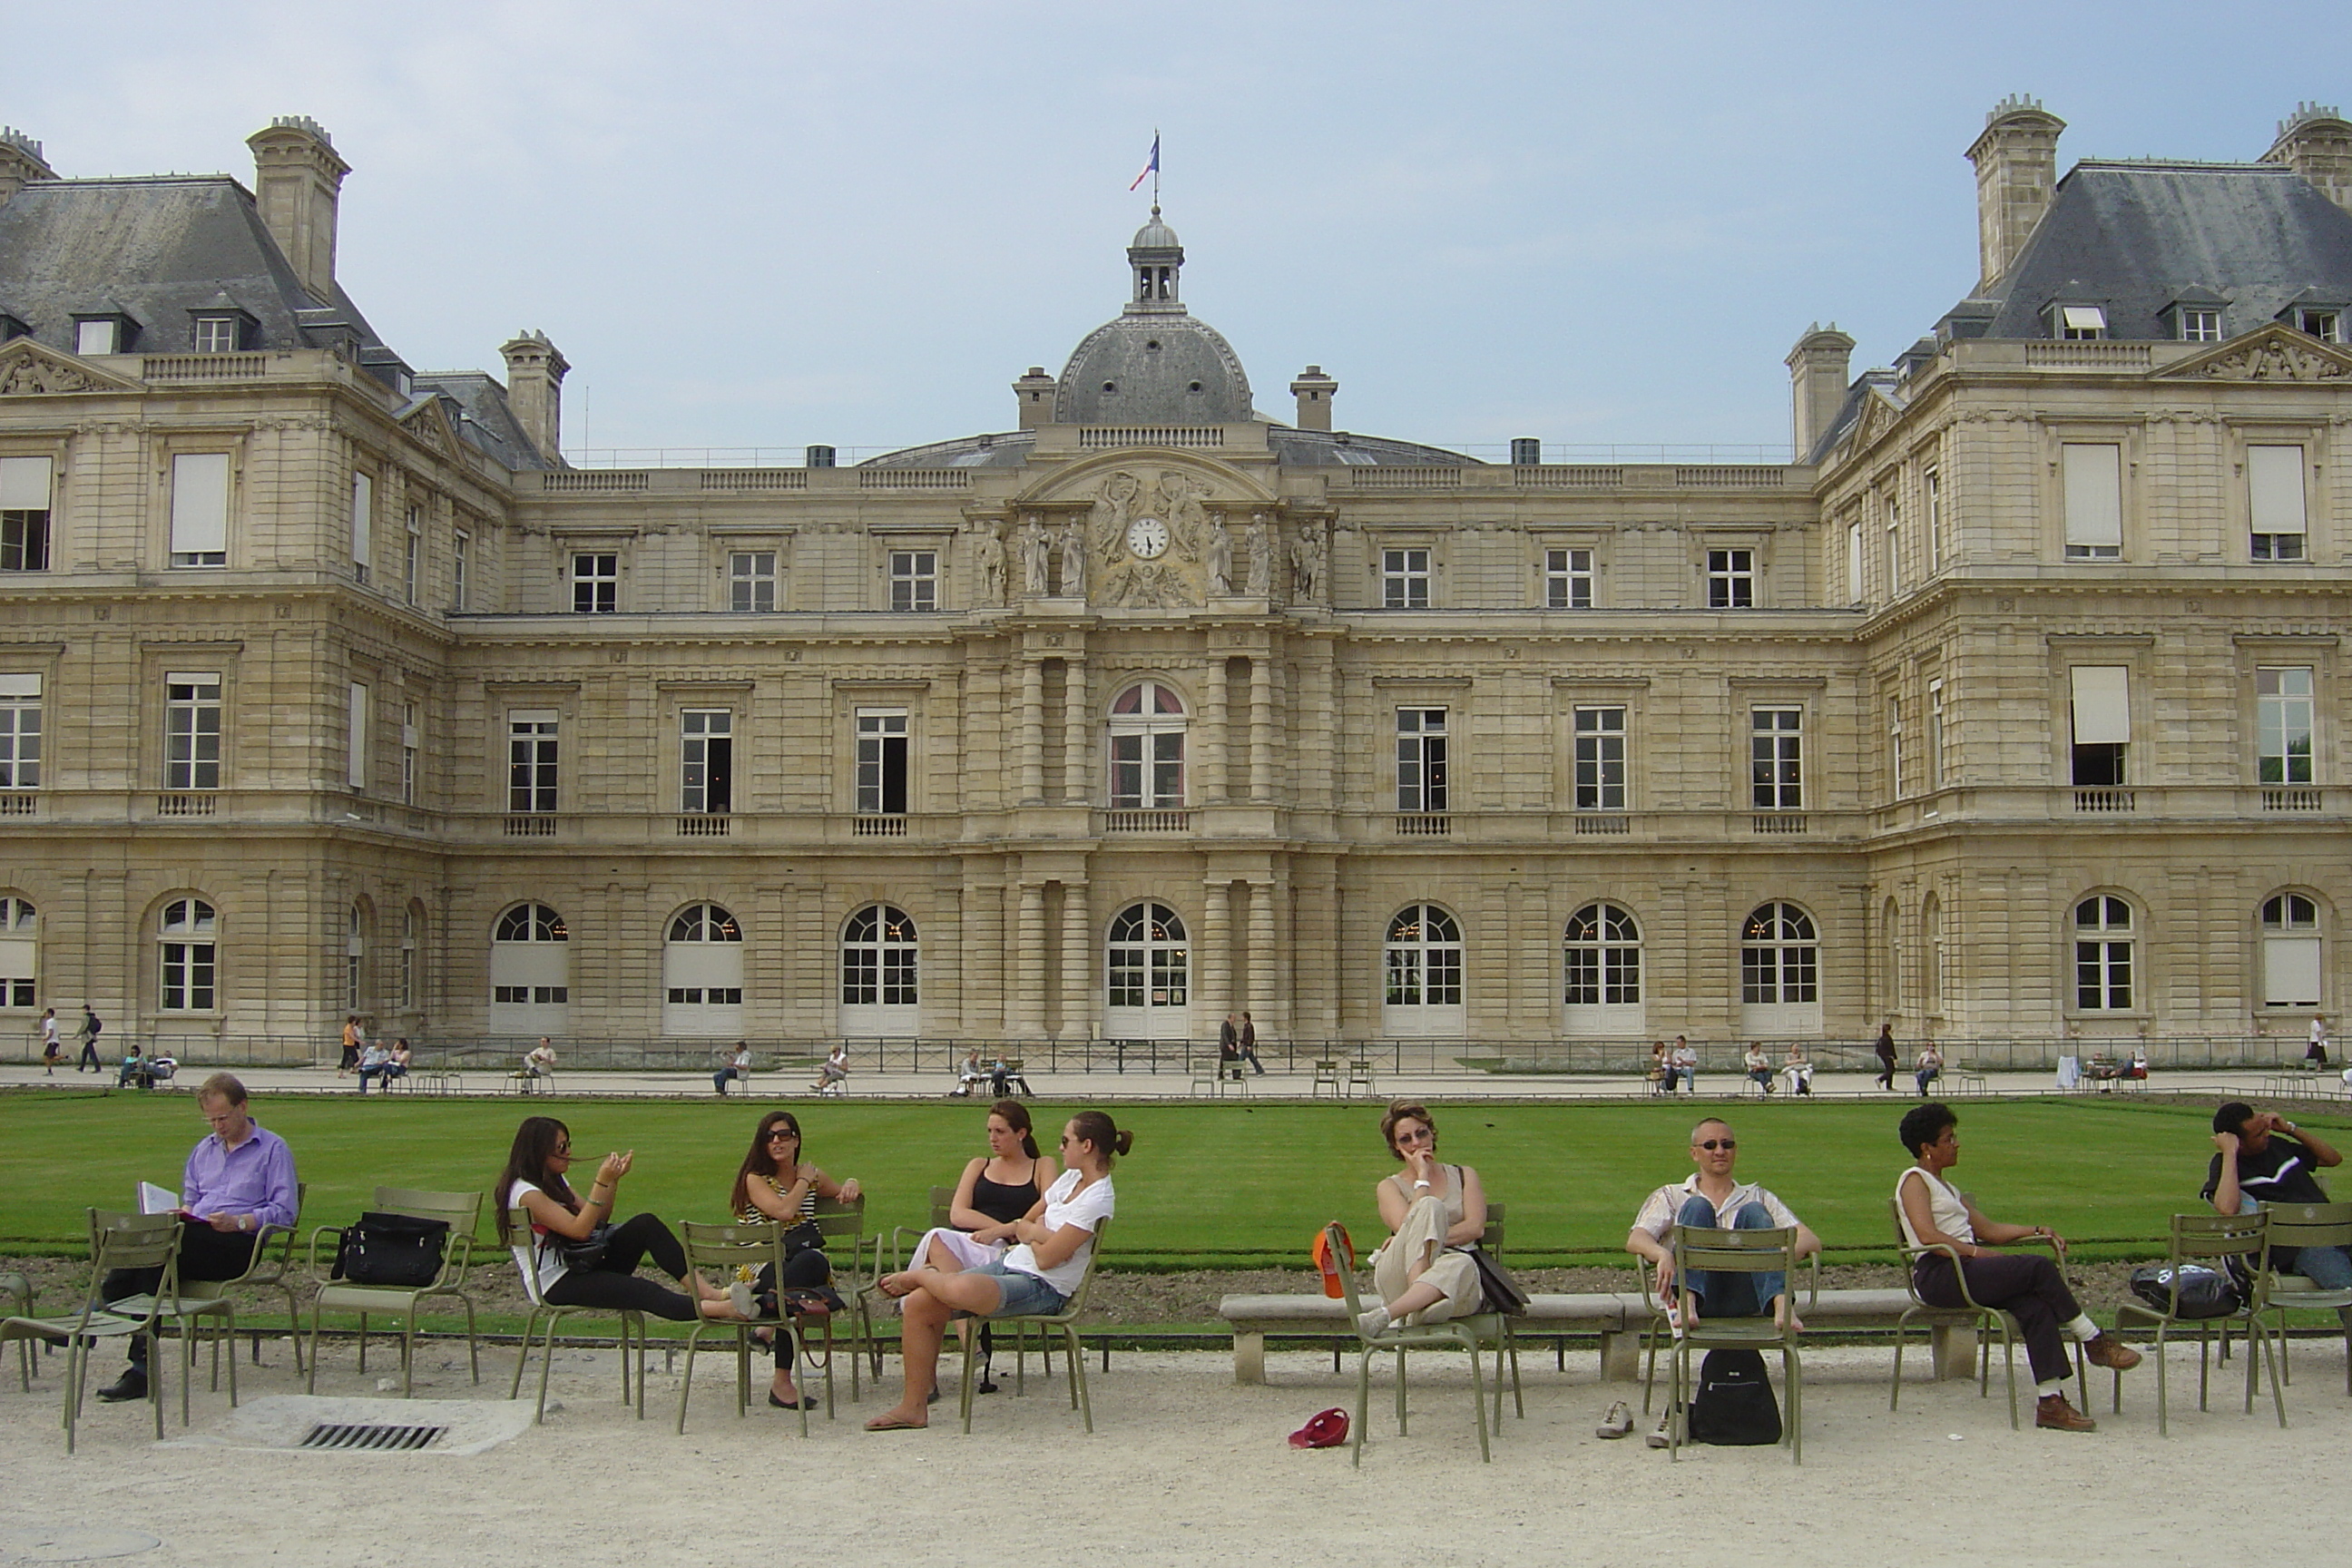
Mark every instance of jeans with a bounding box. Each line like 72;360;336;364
1916;1067;1940;1096
1675;1195;1785;1318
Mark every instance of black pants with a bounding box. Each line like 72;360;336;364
1875;1051;1896;1090
102;1220;260;1367
542;1213;701;1321
1913;1250;2082;1386
78;1041;100;1071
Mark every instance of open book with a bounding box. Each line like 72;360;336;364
137;1181;181;1215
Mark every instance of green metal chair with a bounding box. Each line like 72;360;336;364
306;1186;483;1396
505;1206;650;1426
959;1219;1111;1435
675;1220;804;1437
179;1181;307;1377
0;1210;181;1452
2259;1200;2352;1396
1666;1224;1804;1464
1324;1220;1501;1465
2112;1210;2284;1436
811;1193;877;1407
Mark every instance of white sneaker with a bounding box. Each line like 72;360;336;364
1595;1400;1634;1439
1645;1409;1676;1449
1355;1304;1392;1338
728;1282;757;1318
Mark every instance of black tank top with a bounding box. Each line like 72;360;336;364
968;1161;1041;1226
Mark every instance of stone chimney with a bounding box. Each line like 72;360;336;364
1785;324;1856;462
2263;102;2352;215
1013;367;1056;430
0;127;57;209
247;116;350;302
500;331;570;465
1289;366;1337;431
1965;95;2064;290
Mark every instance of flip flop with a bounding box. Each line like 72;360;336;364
864;1415;926;1431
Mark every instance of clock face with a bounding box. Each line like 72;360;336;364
1126;517;1170;560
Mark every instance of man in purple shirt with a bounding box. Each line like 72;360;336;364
97;1073;299;1404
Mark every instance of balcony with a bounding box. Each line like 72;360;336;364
1101;809;1191;834
1393;813;1451;837
2073;789;2136;814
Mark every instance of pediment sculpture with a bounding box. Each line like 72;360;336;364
0;340;141;396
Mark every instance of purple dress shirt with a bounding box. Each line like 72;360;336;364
181;1122;299;1232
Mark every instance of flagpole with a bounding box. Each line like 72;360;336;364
1152;126;1161;208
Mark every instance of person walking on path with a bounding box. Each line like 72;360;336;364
1873;1021;1898;1091
74;1004;102;1073
338;1014;364;1077
38;1007;61;1074
1238;1011;1266;1075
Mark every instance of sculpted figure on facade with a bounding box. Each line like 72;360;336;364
972;524;1006;605
1157;469;1210;560
1243;513;1273;596
1289;524;1326;603
1017;515;1051;596
1206;515;1233;596
1090;471;1140;564
1057;518;1087;598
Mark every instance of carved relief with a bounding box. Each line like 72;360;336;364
1057;518;1087;598
0;341;132;396
1206;516;1233;595
2193;338;2349;381
1016;514;1051;596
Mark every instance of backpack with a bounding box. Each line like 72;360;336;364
332;1211;451;1287
2127;1261;2242;1319
1686;1348;1781;1446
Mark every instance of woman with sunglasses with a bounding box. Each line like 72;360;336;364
493;1115;748;1325
729;1110;861;1409
1353;1100;1486;1338
863;1109;1129;1431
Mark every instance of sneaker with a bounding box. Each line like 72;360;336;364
1595;1400;1634;1439
1644;1408;1676;1448
2082;1334;2141;1371
728;1281;757;1319
1354;1304;1392;1338
2035;1393;2097;1433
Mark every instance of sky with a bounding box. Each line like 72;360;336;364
9;1;2349;464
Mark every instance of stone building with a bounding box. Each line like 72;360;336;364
0;102;2347;1057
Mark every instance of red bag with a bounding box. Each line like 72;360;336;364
1311;1224;1352;1298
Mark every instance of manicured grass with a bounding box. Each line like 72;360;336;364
3;1091;2339;1268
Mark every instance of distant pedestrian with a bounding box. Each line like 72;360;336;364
1914;1040;1944;1097
38;1007;61;1074
1239;1011;1265;1075
2308;1014;2330;1071
74;1005;102;1073
1873;1022;1898;1092
338;1014;364;1077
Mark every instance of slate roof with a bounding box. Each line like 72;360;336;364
860;425;1470;470
408;373;558;473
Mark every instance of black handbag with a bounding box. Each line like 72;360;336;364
2128;1261;2242;1318
1468;1244;1529;1318
780;1220;827;1259
555;1223;613;1270
1687;1348;1782;1446
333;1211;451;1287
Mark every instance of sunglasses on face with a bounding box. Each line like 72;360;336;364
1695;1139;1736;1152
766;1129;799;1142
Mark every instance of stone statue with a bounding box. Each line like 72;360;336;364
974;525;1006;605
1058;519;1087;597
1157;470;1210;559
1207;516;1233;596
1090;471;1139;564
1017;517;1051;596
1289;525;1326;603
1244;513;1273;596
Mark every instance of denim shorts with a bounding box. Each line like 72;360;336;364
970;1260;1068;1318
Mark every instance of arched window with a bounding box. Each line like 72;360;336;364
1386;905;1463;1008
1563;904;1641;1005
1105;902;1188;1012
0;896;36;1008
491;902;570;1029
841;906;918;1006
1741;903;1818;1004
1107;682;1186;808
663;902;744;1035
160;897;217;1012
2073;896;2133;1011
2260;894;2321;1009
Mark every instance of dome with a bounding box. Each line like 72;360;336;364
1132;211;1181;250
1055;313;1252;424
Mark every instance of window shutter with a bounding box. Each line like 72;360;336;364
171;454;230;555
2070;665;2132;745
2248;446;2307;533
0;456;52;509
2062;444;2122;547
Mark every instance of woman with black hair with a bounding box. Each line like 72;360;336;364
493;1115;747;1325
728;1110;859;1409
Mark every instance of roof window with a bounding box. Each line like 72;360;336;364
2058;305;2106;340
2292;307;2342;344
73;312;137;355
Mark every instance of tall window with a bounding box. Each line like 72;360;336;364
160;898;217;1011
681;710;733;813
1926;680;1946;792
1381;548;1430;609
1923;893;1945;1013
2260;894;2321;1008
1706;548;1754;609
0;897;36;1007
665;903;746;1022
1108;682;1185;808
1883;495;1901;596
1105;902;1188;1010
164;673;222;790
840;905;918;1006
2069;666;2130;787
2062;443;2122;561
1574;706;1626;810
1;456;53;572
856;709;908;814
571;553;617;612
1924;468;1942;573
452;529;470;610
0;673;39;791
1750;708;1801;809
2249;446;2308;561
1396;708;1448;812
730;551;778;612
346;905;364;1011
2073;896;2133;1010
491;903;570;1014
508;712;558;813
404;505;422;604
1846;521;1864;603
400;703;419;805
350;471;373;583
1544;547;1592;609
2258;667;2315;784
1563;904;1641;1005
1385;905;1463;1007
1740;903;1818;1004
347;682;369;790
170;453;230;567
888;551;937;612
1886;695;1905;799
399;906;418;1010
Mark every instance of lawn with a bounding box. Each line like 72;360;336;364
5;1091;2335;1268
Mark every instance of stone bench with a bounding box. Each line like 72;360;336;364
1217;1286;1995;1384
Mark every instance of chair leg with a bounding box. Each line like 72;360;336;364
509;1308;541;1399
533;1313;561;1425
305;1300;325;1394
1066;1327;1093;1434
959;1323;980;1434
1467;1340;1489;1464
1785;1344;1802;1465
1889;1318;1907;1411
1351;1348;1372;1468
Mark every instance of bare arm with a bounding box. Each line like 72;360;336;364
2210;1133;2244;1217
520;1152;627;1241
1446;1165;1487;1248
802;1164;860;1204
946;1156;994;1232
2283;1121;2343;1168
1897;1170;1974;1257
742;1170;813;1223
1791;1220;1823;1262
1375;1171;1410;1234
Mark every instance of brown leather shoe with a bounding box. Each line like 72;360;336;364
2082;1334;2141;1371
2035;1393;2097;1432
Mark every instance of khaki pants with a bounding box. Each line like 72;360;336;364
1371;1196;1479;1324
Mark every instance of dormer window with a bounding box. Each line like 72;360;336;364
2292;307;2343;343
2057;306;2106;340
192;317;240;353
73;314;135;355
2178;309;2220;342
0;313;27;343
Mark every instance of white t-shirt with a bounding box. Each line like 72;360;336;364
40;1016;59;1047
1003;1168;1114;1297
505;1178;571;1299
1896;1166;1973;1249
1631;1175;1800;1243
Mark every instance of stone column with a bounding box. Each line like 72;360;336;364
1014;881;1047;1038
1248;879;1279;1032
1201;881;1232;1027
1250;656;1273;800
1020;659;1044;804
1199;659;1227;803
1061;657;1089;803
1058;881;1091;1041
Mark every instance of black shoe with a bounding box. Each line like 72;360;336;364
767;1391;819;1410
95;1369;148;1403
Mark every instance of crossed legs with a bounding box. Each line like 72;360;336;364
866;1259;1006;1429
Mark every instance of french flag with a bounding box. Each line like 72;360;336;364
1128;133;1160;192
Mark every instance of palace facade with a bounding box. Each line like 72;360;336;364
2;100;2349;1054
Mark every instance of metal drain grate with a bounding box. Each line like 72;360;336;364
299;1422;448;1452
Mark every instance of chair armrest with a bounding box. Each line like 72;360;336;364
305;1224;347;1281
1798;1250;1821;1308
